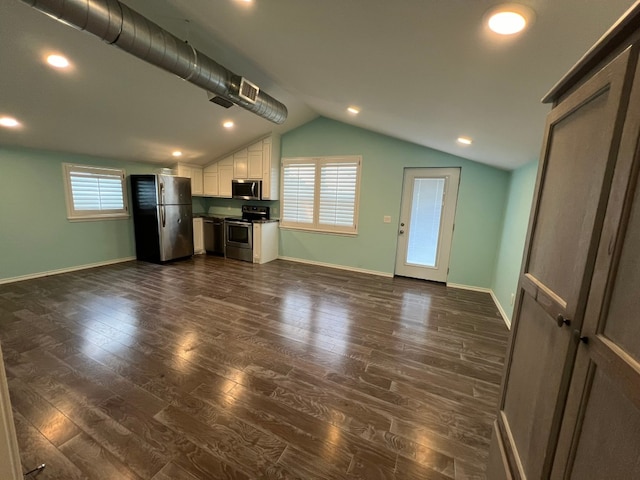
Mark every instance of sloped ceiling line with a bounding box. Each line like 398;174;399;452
20;0;288;124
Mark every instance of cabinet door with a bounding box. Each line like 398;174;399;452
219;166;234;198
234;149;248;179
176;164;191;178
219;155;233;167
248;149;262;179
191;167;203;196
493;48;635;480
193;218;204;254
252;223;262;263
262;139;272;199
203;172;219;196
549;56;640;480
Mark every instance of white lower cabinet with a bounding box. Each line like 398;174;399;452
252;222;278;264
193;218;205;254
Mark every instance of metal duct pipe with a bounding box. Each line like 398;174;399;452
20;0;288;124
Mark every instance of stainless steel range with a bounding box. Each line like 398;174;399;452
225;205;270;262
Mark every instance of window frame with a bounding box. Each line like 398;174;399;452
62;163;129;221
280;155;362;235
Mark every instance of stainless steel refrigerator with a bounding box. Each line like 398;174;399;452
130;174;194;263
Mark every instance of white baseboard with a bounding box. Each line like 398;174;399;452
490;290;512;329
277;256;393;278
447;283;512;329
446;282;492;293
0;256;137;285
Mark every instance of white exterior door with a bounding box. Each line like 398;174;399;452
395;168;460;282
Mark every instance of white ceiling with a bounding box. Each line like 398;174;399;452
0;0;636;170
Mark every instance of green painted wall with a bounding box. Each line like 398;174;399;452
280;117;510;287
0;146;163;281
491;160;538;322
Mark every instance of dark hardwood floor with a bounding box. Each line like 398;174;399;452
0;256;509;479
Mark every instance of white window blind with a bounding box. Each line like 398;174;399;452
63;163;129;220
281;156;361;234
282;162;316;224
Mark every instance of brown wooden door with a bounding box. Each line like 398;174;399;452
496;46;637;480
549;57;640;480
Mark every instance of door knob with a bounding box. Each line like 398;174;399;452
572;330;589;344
556;314;571;327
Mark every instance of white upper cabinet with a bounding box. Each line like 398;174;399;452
201;135;280;199
175;163;203;196
248;141;263;179
233;149;248;179
203;172;219;196
262;135;280;200
219;164;234;198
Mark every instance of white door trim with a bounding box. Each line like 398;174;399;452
395;167;460;282
0;346;22;480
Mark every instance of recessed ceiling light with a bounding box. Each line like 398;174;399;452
347;106;360;115
46;54;70;68
457;137;472;145
486;4;534;35
172;151;182;157
0;116;21;128
223;121;234;128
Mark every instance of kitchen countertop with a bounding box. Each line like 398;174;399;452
192;213;225;219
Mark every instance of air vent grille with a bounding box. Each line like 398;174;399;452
239;77;260;104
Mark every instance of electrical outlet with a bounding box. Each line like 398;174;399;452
383;215;391;223
510;293;515;306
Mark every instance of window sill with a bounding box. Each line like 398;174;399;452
278;224;358;237
67;214;130;222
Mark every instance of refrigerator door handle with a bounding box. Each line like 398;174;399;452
161;205;166;228
160;181;165;205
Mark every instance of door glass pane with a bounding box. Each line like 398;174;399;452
407;178;445;267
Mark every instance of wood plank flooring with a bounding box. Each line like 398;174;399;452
0;256;509;479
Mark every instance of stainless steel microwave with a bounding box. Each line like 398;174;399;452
232;179;262;200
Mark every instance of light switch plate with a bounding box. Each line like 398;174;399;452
383;216;391;223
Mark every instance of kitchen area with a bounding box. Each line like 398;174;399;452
176;134;280;265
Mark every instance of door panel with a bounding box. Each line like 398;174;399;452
503;294;572;479
497;47;635;479
395;168;460;282
527;90;612;312
602;186;640;361
551;63;640;475
566;366;640;479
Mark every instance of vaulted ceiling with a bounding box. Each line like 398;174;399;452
0;0;636;170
